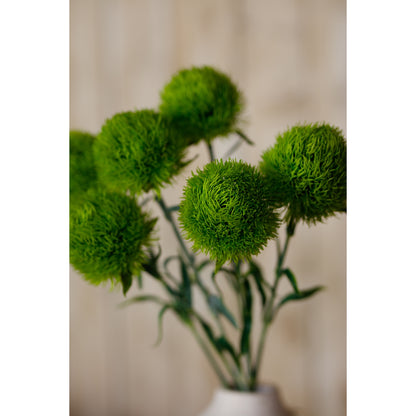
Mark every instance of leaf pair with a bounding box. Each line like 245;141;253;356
197;317;240;369
276;267;324;314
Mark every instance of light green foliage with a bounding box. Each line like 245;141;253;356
70;130;99;205
70;190;156;290
260;123;347;224
179;160;280;267
94;110;187;195
159;66;244;146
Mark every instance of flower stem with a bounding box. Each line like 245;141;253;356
188;322;229;388
155;196;194;266
235;129;254;145
251;222;296;384
206;142;215;162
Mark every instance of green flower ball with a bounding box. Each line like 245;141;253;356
70;190;156;293
179;160;280;267
159;66;244;145
94;110;187;195
70;130;99;204
259;123;347;224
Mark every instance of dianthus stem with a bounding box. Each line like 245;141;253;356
188;322;229;388
155;196;194;266
235;129;254;145
223;137;243;159
251;223;295;385
206;142;215;162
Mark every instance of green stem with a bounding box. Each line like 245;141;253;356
206;141;215;162
233;261;253;388
188;322;229;388
155;196;194;266
223;138;243;159
251;222;296;385
235;129;254;145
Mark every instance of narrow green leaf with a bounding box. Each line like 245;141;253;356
121;271;133;296
154;304;172;347
218;267;235;276
172;301;192;325
168;205;180;212
163;255;180;282
199;318;217;347
196;316;240;368
164;282;182;298
208;294;238;328
153;245;162;261
235;129;254;145
277;286;324;309
139;196;152;207
163;255;180;269
119;295;167;308
247;261;267;306
179;256;192;307
142;246;162;279
282;268;300;294
197;259;212;272
240;279;253;355
216;336;241;369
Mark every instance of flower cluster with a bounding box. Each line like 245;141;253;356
70;65;347;391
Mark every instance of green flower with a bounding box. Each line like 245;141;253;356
70;130;99;205
70;190;156;294
179;160;280;268
94;110;187;195
159;66;244;146
259;123;347;224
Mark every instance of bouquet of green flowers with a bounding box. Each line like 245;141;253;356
70;66;346;391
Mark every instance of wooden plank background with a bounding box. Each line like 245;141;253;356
70;1;346;415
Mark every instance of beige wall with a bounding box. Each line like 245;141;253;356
70;1;346;415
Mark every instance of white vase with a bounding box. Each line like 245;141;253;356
197;384;294;416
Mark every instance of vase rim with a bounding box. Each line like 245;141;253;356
215;383;277;395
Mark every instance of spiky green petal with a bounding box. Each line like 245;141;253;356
94;110;187;195
179;160;280;267
70;130;99;205
259;122;347;224
70;190;156;287
159;66;244;146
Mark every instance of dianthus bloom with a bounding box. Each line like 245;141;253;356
70;190;156;294
159;66;244;146
260;123;346;224
94;109;187;195
179;159;280;268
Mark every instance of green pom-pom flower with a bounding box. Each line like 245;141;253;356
70;190;156;294
70;130;99;204
179;160;280;268
259;123;347;224
159;66;244;146
94;110;187;195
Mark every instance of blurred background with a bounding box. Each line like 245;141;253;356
70;0;346;415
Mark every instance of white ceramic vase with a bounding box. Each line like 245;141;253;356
197;384;294;416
